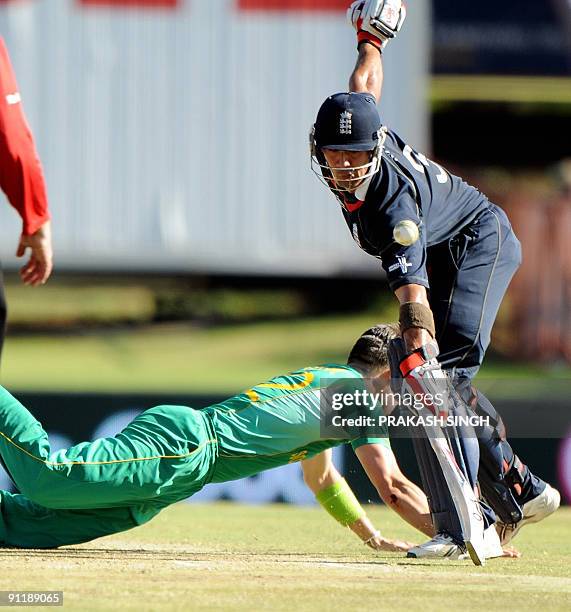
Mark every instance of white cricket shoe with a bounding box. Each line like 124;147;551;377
407;527;503;561
496;484;561;546
407;533;468;560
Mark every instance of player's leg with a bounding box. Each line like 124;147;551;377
0;490;162;549
38;404;217;509
394;240;489;546
406;210;520;554
464;385;559;544
411;435;462;539
389;338;489;560
430;204;557;533
459;384;546;519
0;387;217;509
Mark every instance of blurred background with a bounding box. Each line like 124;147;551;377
0;0;570;505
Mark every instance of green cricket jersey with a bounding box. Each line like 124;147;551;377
0;371;388;549
202;364;389;483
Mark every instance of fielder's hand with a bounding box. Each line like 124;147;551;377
347;0;407;52
501;546;522;559
16;219;53;286
364;532;416;552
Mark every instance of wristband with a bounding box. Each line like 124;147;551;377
399;302;435;338
357;31;384;53
363;530;381;545
316;478;366;526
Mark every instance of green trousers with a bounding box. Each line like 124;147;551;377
0;387;218;548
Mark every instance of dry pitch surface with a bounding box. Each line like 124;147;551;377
1;503;569;611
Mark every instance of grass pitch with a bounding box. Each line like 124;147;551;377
3;315;568;394
1;503;569;611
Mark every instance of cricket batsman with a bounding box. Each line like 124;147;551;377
0;324;439;551
309;0;560;559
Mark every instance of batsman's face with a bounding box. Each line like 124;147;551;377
322;148;373;193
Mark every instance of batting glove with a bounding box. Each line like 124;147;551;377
398;341;450;418
347;0;407;52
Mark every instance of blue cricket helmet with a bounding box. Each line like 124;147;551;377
310;92;386;194
313;92;382;151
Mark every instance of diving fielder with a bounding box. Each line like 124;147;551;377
309;0;560;558
0;325;433;551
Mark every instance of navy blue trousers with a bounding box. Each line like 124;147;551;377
429;203;521;378
426;203;543;533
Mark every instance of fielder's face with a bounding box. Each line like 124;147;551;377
321;148;373;193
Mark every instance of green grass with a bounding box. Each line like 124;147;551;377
0;315;379;393
4;282;308;325
4;283;156;324
3;276;569;395
2;314;570;394
1;503;569;611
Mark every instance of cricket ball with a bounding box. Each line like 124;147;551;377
393;219;420;246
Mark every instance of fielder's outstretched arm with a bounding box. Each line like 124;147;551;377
355;443;434;537
302;449;416;552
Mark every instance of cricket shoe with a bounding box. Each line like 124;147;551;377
496;484;561;546
407;527;503;561
406;533;468;560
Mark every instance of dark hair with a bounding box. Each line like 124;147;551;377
347;323;400;372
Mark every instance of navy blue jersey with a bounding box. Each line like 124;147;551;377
338;128;489;291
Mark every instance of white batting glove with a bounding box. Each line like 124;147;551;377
398;342;451;419
347;0;407;52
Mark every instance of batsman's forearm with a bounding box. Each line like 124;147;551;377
349;43;383;102
394;284;434;350
378;479;434;537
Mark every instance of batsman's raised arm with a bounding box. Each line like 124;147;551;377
347;0;407;101
349;43;384;103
